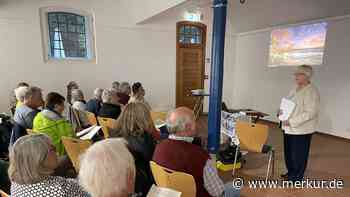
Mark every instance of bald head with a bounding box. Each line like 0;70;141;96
167;107;196;136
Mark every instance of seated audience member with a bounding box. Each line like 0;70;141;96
117;82;131;105
11;86;44;145
129;82;151;110
112;81;120;92
14;86;43;129
79;138;137;197
86;88;103;115
98;88;122;119
112;103;157;196
10;82;29;114
0;159;10;194
33;92;75;155
8;134;89;197
14;86;29;109
152;107;240;197
71;89;87;111
64;82;89;131
66;81;79;105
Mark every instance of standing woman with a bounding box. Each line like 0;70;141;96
280;65;320;182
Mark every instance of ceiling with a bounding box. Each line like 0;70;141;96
140;0;350;33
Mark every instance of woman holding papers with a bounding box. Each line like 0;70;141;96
279;65;320;182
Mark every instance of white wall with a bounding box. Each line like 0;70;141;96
0;0;186;113
231;17;350;139
0;0;236;115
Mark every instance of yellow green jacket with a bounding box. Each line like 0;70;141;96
33;109;75;155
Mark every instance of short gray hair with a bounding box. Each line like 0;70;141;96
8;134;54;184
166;110;194;134
93;88;103;100
14;86;29;102
79;138;135;197
71;89;84;102
24;86;42;100
119;82;131;94
112;81;120;90
102;88;118;103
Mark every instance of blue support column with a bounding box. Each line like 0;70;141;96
207;0;228;153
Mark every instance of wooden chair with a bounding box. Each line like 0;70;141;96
61;137;92;172
26;129;35;135
85;111;98;125
97;117;116;138
150;161;196;197
0;190;9;197
232;121;275;181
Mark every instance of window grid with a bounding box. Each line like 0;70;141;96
48;12;87;59
178;25;202;44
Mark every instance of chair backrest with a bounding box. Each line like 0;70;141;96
85;111;97;125
61;136;92;172
97;117;116;138
150;161;196;197
0;189;9;197
150;111;168;123
235;121;269;153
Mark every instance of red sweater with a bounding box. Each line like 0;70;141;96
152;139;211;197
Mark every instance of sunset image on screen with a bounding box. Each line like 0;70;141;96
268;22;328;67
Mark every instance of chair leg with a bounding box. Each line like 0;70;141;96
265;150;273;182
232;145;239;177
272;149;275;178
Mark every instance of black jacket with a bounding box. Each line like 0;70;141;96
98;103;121;120
124;132;156;197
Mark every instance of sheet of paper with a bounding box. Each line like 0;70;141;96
147;185;181;197
76;125;97;137
80;126;101;140
279;98;296;121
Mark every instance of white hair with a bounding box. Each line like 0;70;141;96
93;88;103;100
166;110;194;134
14;86;29;102
8;134;54;184
71;89;84;102
102;88;118;103
79;138;135;197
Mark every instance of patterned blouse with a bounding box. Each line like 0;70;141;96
11;176;89;197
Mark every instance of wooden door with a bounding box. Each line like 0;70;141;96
176;21;206;109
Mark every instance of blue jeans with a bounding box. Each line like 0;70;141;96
223;182;240;197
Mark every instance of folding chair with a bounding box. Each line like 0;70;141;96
61;136;92;172
233;121;275;181
150;161;196;197
97;117;117;138
85;111;98;125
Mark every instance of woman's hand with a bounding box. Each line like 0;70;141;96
282;121;290;127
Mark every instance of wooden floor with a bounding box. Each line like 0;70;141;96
196;116;350;197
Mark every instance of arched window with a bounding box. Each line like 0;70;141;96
40;7;96;63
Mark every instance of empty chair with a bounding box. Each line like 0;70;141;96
97;117;116;138
61;137;92;171
150;161;196;197
85;111;98;125
233;121;275;181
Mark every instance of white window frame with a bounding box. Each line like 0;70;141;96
40;6;97;63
